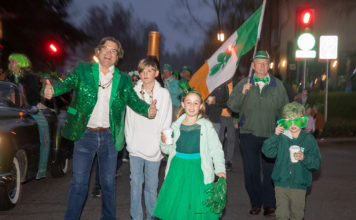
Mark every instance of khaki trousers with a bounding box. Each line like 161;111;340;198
275;186;306;220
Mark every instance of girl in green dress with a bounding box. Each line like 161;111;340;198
153;90;227;220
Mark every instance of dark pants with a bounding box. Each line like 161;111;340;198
218;116;236;164
240;133;276;208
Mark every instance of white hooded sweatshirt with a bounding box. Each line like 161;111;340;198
125;80;172;161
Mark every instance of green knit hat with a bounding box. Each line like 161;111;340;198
163;64;172;71
181;65;192;74
252;50;271;61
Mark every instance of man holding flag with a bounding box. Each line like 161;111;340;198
227;51;288;216
188;1;265;100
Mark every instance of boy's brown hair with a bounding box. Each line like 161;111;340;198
137;57;159;73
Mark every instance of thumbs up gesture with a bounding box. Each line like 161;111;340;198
44;79;54;100
148;99;157;118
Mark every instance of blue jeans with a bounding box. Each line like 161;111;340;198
93;150;123;190
64;129;118;220
129;155;161;220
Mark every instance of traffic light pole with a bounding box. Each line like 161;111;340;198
324;61;329;122
303;60;307;89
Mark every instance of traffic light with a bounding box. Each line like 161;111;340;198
295;8;316;59
48;42;59;54
296;8;314;32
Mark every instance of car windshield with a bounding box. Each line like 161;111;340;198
0;83;17;107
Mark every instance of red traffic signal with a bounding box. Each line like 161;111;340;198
49;43;57;52
48;42;60;54
297;8;314;29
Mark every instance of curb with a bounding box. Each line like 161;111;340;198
317;137;356;143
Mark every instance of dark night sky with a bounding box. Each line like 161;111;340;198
67;0;216;53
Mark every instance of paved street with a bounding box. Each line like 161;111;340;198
1;139;356;220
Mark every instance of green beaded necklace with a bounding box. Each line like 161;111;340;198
140;84;153;104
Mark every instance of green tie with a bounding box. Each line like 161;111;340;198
254;76;270;84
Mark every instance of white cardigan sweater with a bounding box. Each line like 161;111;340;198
125;80;172;161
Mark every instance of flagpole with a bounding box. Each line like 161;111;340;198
248;0;267;83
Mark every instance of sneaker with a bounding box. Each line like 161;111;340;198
91;188;101;198
226;162;232;171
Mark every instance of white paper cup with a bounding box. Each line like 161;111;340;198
207;96;214;104
163;128;173;145
289;145;301;163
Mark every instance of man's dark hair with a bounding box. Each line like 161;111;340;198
96;36;124;59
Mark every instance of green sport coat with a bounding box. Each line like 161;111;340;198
53;62;149;151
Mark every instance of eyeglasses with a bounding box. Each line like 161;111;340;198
100;46;119;55
277;116;309;129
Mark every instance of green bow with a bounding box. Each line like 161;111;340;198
178;78;204;101
178;78;191;95
253;76;270;84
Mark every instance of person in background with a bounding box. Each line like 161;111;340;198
262;102;321;220
0;67;7;81
291;81;299;101
304;106;315;134
227;51;289;216
313;104;324;138
180;65;193;81
162;63;182;121
125;57;172;220
44;36;157;220
132;74;140;85
205;84;229;134
173;70;180;80
294;88;308;106
7;53;41;106
218;80;236;171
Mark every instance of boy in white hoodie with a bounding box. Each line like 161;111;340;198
125;58;172;220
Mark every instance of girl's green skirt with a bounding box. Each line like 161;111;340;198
153;153;220;220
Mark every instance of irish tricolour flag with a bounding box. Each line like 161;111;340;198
189;1;265;99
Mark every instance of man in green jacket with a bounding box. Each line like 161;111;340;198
227;51;289;216
44;36;157;220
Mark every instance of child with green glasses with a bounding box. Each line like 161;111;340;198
262;102;321;220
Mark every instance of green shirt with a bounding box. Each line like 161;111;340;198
176;124;201;153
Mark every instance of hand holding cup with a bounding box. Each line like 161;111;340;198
162;128;173;144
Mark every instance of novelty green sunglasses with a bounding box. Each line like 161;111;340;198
277;116;309;129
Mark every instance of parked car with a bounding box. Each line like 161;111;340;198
0;81;73;210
